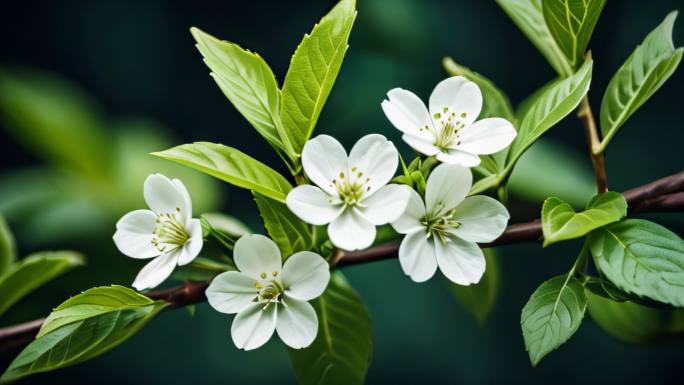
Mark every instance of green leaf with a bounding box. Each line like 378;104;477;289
588;219;684;307
542;0;606;69
515;78;563;123
496;0;573;76
1;286;167;382
469;174;499;195
541;191;627;246
586;291;684;343
521;274;587;366
599;11;683;152
253;192;313;258
0;215;16;275
288;271;372;385
280;0;357;155
505;58;592;176
190;27;294;161
0;251;84;316
152;142;293;203
442;57;516;123
448;249;499;324
201;212;251;238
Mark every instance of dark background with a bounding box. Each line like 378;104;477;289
0;0;683;384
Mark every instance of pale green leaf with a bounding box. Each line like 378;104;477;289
280;0;357;155
496;0;573;76
0;251;84;316
448;249;499;324
0;215;16;275
469;174;499;196
0;286;167;383
505;58;592;176
515;78;562;123
521;274;587;366
586;291;684;343
588;219;684;307
599;11;683;151
288;271;372;385
201;212;251;238
253;193;313;259
152;142;293;203
541;191;627;246
542;0;606;69
190;27;293;159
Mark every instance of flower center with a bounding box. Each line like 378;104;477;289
330;168;371;207
151;210;189;253
421;209;461;245
432;107;467;152
255;275;283;310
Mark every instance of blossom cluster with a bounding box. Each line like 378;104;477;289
112;76;515;350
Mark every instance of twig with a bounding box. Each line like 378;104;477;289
1;170;683;352
577;96;608;193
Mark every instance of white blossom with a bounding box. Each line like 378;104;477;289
113;174;203;290
381;76;516;166
206;234;330;350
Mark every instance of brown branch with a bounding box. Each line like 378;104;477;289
578;95;608;193
2;170;683;352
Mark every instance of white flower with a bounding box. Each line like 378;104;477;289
206;234;330;350
286;134;411;251
381;76;517;167
113;174;203;290
391;164;509;285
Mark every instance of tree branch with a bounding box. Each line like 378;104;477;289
578;95;608;193
2;170;683;352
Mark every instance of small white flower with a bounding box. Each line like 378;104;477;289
381;76;517;166
206;234;330;350
113;174;203;290
286;134;411;251
391;164;509;285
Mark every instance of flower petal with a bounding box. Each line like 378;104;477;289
359;184;411;225
132;249;179;290
391;188;427;234
428;76;482;127
282;251;330;301
328;209;376;251
435;238;485;285
402;134;440;156
286;185;342;225
398;230;438;282
301;135;348;196
348;134;399;194
435;150;481;166
425;163;472;216
233;234;282;280
455;118;517;155
276;297;318;349
450;196;510;243
144;173;188;215
206;271;259;314
178;218;203;265
113;209;161;259
381;88;433;141
231;302;277;351
171;178;193;218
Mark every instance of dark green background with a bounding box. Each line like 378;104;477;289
1;0;683;384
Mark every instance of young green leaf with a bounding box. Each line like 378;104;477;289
586;291;684;343
0;251;84;316
201;212;251;239
599;11;683;152
0;215;16;275
152;142;293;203
588;219;684;307
541;191;627;246
280;0;357;155
542;0;606;69
288;271;372;385
190;27;294;161
521;274;587;366
0;286;167;383
505;58;592;176
448;249;499;324
253;192;313;258
495;0;573;76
